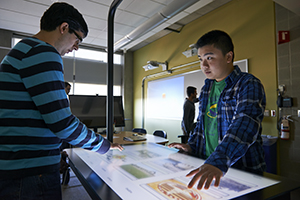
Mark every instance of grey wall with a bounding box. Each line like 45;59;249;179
63;57;123;85
0;29;12;62
276;2;300;183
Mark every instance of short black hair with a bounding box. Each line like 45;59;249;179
64;81;71;88
187;86;196;97
40;2;88;37
195;30;234;61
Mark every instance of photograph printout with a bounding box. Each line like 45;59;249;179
73;143;279;200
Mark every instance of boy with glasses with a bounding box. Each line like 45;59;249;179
0;2;123;199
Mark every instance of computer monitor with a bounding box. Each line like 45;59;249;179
69;95;125;129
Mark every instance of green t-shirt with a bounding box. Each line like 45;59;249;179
204;79;226;157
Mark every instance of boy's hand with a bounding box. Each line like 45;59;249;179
186;164;223;190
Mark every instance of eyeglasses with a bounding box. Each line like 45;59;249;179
69;29;83;44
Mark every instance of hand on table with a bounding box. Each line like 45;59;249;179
168;142;192;153
110;143;124;151
186;164;223;190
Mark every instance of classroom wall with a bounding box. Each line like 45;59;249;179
132;0;278;143
275;3;300;184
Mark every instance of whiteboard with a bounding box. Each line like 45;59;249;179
234;59;248;72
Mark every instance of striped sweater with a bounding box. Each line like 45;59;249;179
0;37;110;179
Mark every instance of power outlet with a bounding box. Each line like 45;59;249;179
298;110;300;117
264;110;270;117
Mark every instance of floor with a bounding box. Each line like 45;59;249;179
61;168;92;200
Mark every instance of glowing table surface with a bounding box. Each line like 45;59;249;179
65;143;300;200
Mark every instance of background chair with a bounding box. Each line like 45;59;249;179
178;122;196;143
153;130;167;139
178;135;189;144
132;128;147;134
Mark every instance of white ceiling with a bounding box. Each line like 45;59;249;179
0;0;232;51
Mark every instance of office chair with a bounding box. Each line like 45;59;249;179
178;122;196;143
178;135;189;144
153;130;167;139
132;128;147;134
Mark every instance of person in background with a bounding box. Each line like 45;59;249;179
64;81;71;95
0;2;123;200
169;30;266;190
60;81;72;151
60;82;71;183
181;86;198;142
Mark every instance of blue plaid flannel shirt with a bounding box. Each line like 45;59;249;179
188;65;266;175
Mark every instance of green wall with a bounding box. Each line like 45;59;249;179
133;0;278;143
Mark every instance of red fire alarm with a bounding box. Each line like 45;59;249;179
278;31;290;44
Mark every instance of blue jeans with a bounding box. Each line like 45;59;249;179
0;170;62;200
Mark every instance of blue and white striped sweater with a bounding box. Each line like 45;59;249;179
0;37;110;178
